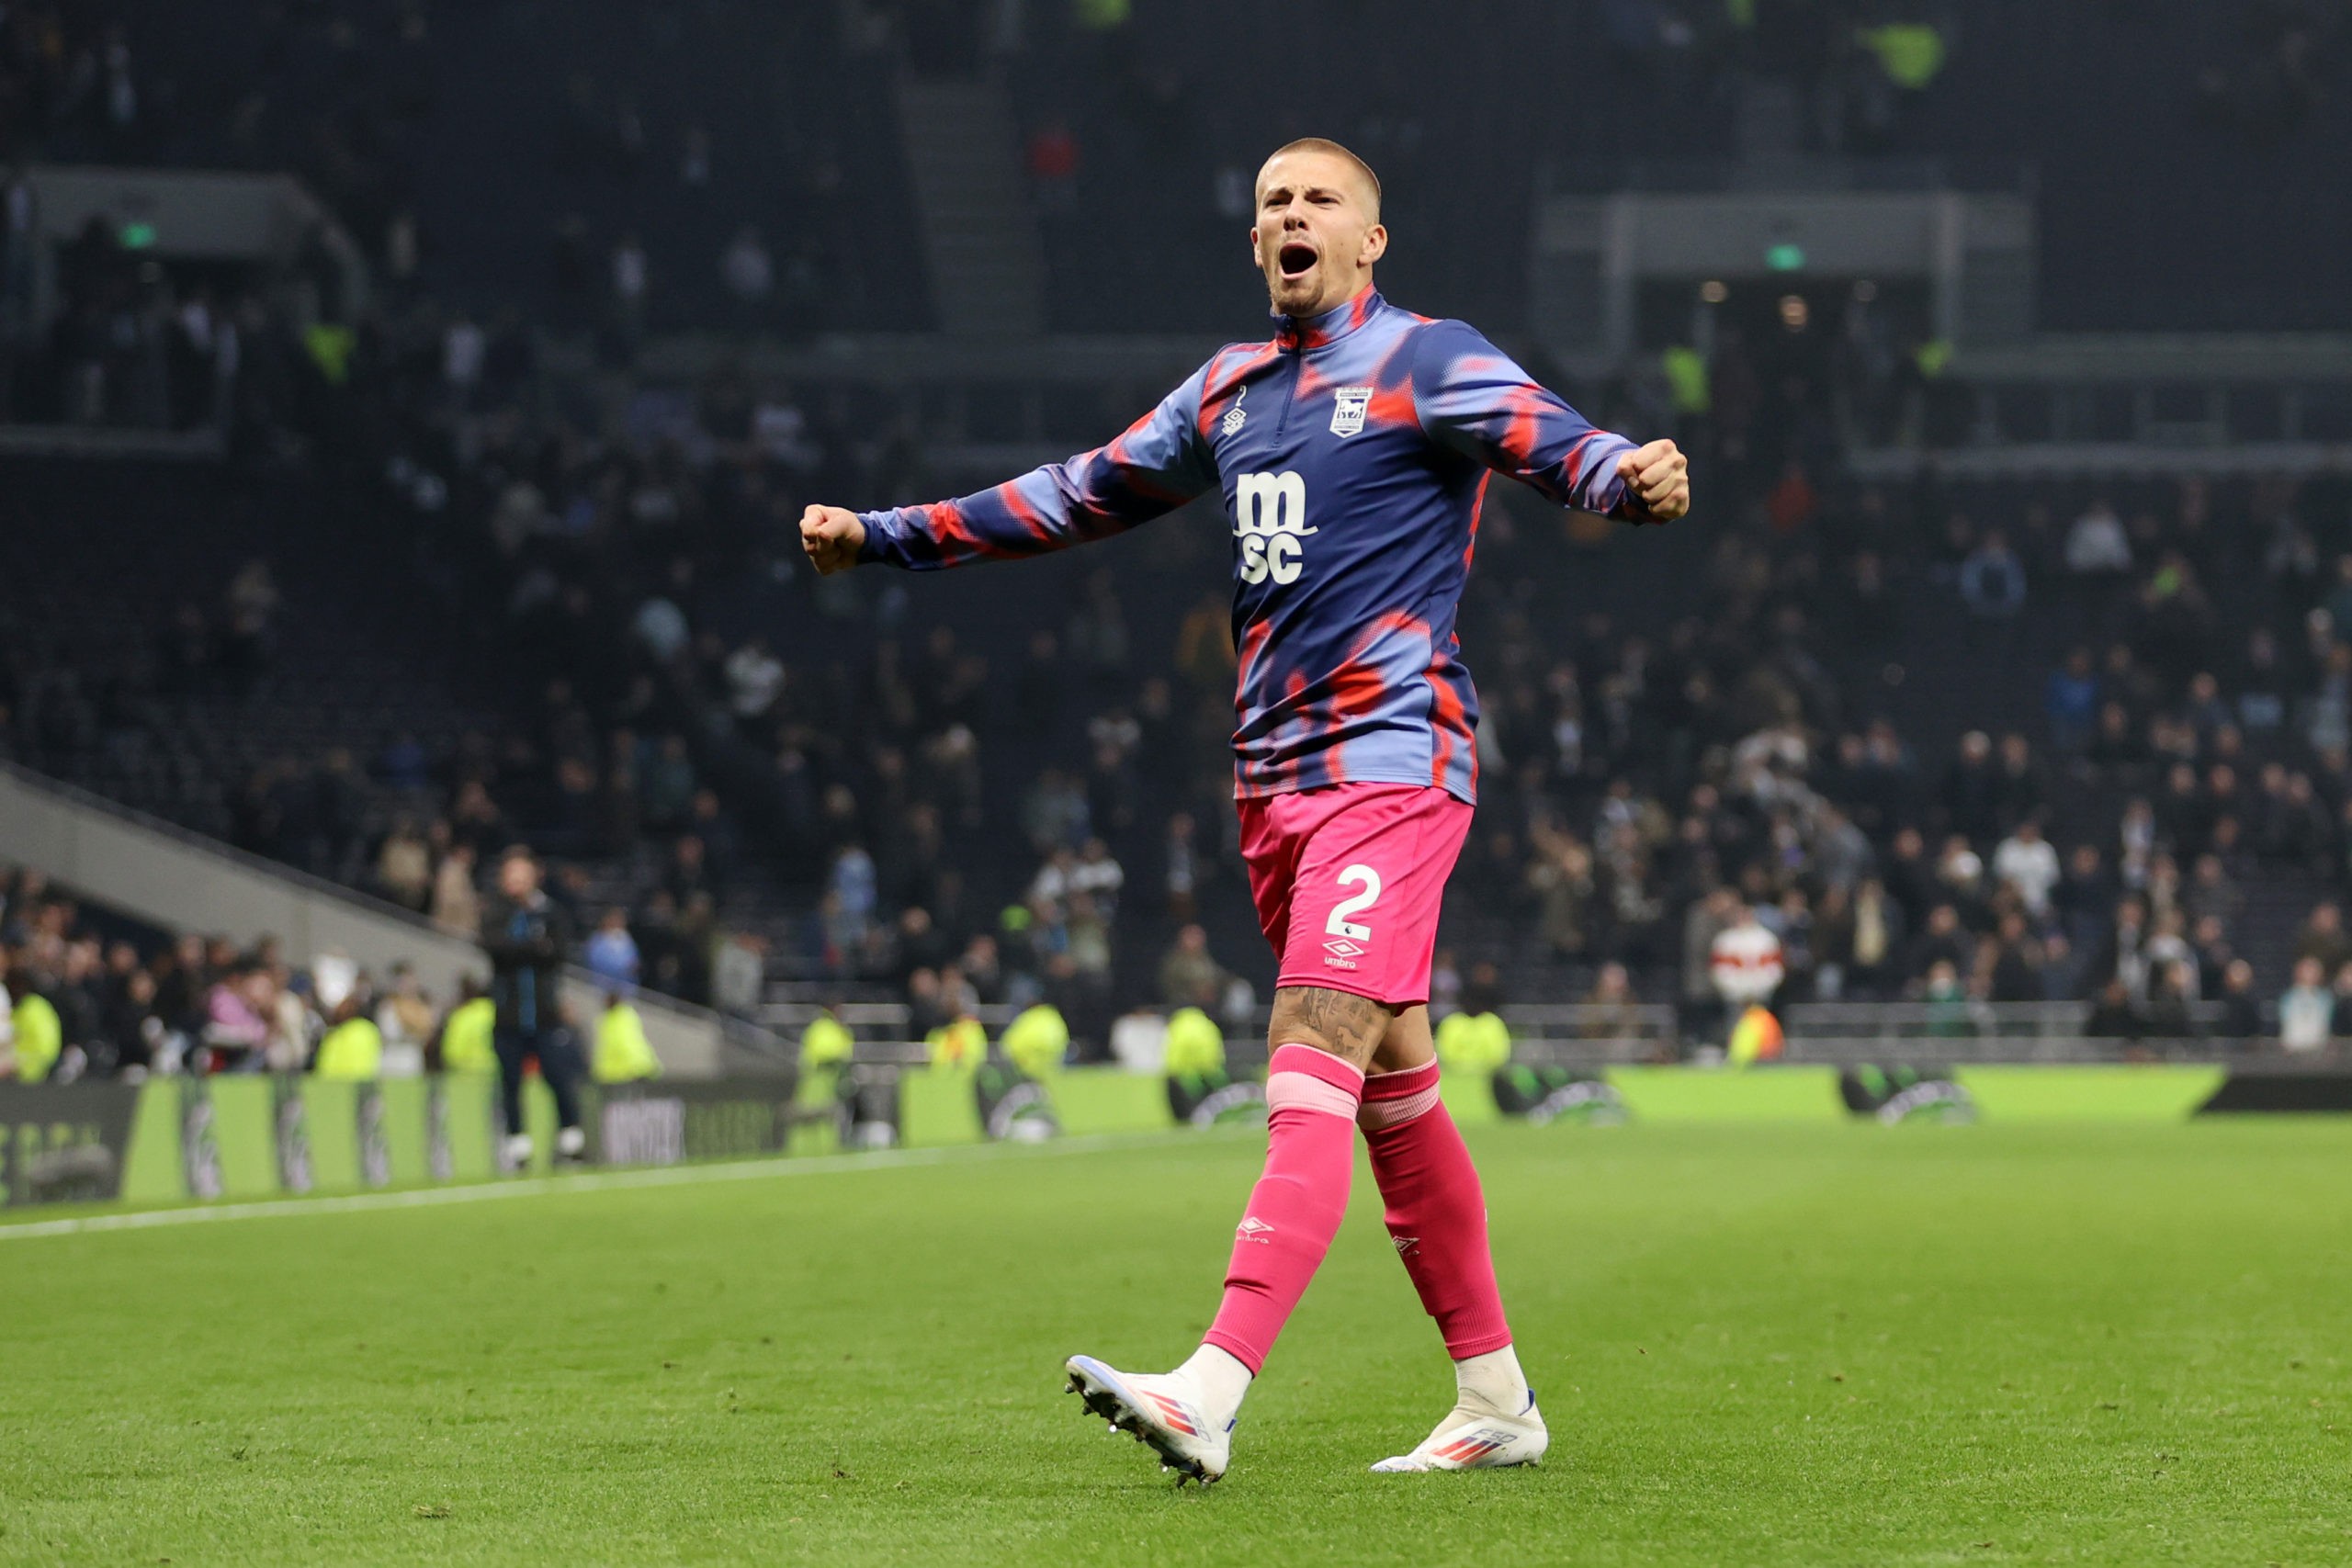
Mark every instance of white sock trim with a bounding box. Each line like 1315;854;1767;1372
1177;1343;1255;1426
1454;1344;1530;1413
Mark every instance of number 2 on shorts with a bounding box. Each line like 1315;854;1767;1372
1327;863;1383;942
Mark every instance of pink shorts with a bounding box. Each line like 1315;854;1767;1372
1236;783;1475;1009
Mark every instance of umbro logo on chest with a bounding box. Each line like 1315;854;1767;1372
1221;385;1249;435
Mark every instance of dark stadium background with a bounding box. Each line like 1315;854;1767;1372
5;0;2352;1086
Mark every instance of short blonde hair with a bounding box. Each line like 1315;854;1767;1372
1258;138;1382;220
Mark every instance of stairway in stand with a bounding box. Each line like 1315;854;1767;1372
896;76;1046;337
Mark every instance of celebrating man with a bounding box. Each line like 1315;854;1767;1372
801;138;1689;1483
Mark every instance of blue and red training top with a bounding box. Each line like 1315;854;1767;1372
855;288;1663;804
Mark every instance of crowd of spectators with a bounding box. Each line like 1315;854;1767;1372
0;863;467;1082
14;244;2352;1061
7;5;2352;1068
1447;468;2352;1048
379;278;2352;1056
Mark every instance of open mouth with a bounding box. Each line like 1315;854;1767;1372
1277;241;1317;280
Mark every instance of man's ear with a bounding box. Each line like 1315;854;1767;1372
1361;223;1388;266
1249;225;1261;261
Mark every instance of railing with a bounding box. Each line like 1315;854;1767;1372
834;1033;2339;1072
1780;1000;2236;1040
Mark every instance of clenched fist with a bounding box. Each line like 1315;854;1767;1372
799;505;866;575
1615;439;1690;523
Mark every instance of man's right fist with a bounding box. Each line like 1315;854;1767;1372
799;505;866;576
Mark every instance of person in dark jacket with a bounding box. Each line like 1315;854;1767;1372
481;846;585;1167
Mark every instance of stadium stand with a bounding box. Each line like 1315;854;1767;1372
6;2;2352;1076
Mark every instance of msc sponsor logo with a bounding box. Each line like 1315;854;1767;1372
1232;469;1314;585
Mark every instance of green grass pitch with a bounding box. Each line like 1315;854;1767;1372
6;1121;2350;1565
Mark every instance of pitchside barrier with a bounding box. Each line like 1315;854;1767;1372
4;1059;2347;1210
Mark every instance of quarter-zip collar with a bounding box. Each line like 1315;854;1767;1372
1273;287;1383;352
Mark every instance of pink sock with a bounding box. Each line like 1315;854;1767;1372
1360;1060;1513;1359
1202;1043;1365;1373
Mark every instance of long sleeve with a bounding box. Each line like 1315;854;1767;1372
857;368;1219;570
1410;319;1657;523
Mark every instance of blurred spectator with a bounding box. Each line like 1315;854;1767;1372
719;227;774;313
431;843;481;938
1959;530;2026;617
1158;923;1227;1010
2215;959;2262;1044
376;964;438;1077
611;233;650;338
2045;649;2100;753
376;818;434;910
2294;903;2351;974
584;908;640;991
2085;976;2143;1041
2144;961;2199;1040
712;931;767;1017
2065;499;2132;576
2279;956;2334;1052
1992;820;2061;919
1580;962;1644;1039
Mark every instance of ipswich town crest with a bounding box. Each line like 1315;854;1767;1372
1329;385;1373;437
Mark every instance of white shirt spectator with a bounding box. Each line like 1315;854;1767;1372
1711;915;1785;1007
1030;850;1077;906
1069;847;1125;903
725;641;786;719
442;318;485;389
2280;982;2334;1052
2064;502;2132;574
712;935;764;1016
719;228;773;302
1993;830;2062;916
633;596;690;662
613;241;649;304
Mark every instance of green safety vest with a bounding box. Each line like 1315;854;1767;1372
1163;1007;1227;1077
799;1014;854;1070
594;1004;663;1083
926;1017;989;1072
1662;345;1712;416
1001;1004;1069;1078
441;997;496;1075
1435;1010;1511;1075
1856;24;1945;90
315;1017;384;1081
11;992;62;1082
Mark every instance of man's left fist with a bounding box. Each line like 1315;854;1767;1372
1615;439;1690;523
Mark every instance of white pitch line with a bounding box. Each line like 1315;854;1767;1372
0;1128;1235;1243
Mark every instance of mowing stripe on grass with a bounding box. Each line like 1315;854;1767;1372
0;1127;1233;1243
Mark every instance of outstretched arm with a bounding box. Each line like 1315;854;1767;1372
1412;320;1689;523
801;370;1217;576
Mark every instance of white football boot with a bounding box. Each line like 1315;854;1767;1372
1370;1389;1549;1472
1064;1355;1233;1484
